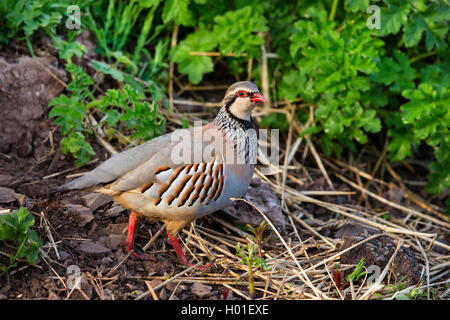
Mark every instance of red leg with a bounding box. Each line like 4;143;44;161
126;212;154;260
167;232;212;269
167;232;188;265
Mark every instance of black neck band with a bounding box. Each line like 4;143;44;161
223;95;254;131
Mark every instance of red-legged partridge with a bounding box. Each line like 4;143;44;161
56;81;265;265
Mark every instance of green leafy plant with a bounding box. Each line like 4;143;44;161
0;208;42;271
3;0;447;199
213;6;268;57
286;7;384;156
85;0;162;68
236;241;269;299
49;60;165;166
392;281;427;300
97;85;166;141
0;0;92;54
236;242;271;272
245;221;271;259
235;221;271;298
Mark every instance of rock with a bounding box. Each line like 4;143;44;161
106;223;128;235
0;174;13;187
190;282;212;299
166;282;186;296
107;234;126;250
147;279;163;289
78;241;111;257
333;222;380;238
105;204;127;218
58;250;71;261
159;287;167;300
385;186;406;204
101;257;113;266
0;293;7;300
103;289;113;300
0;187;16;203
339;235;421;286
66;204;94;227
223;178;286;233
48;290;60;300
81;193;112;212
143;259;173;275
71;273;94;300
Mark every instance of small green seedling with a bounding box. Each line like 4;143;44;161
0;207;42;272
236;240;271;299
395;282;427;300
346;258;367;282
245;221;270;258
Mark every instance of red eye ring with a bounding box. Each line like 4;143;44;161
236;90;247;97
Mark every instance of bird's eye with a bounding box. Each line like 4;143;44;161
237;91;247;97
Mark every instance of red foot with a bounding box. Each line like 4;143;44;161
126;212;154;260
167;232;213;269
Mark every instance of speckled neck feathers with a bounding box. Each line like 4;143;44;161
213;100;257;165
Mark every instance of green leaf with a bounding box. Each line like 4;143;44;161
395;294;411;300
345;0;369;12
105;110;122;127
378;0;410;36
60;132;96;166
260;113;289;132
213;6;268;57
0;207;42;266
320;134;333;155
403;4;449;51
361;109;381;133
299;126;322;137
91;60;125;82
372;50;416;92
53;38;87;60
346;258;367;282
162;0;193;26
401;83;436;123
172;29;217;83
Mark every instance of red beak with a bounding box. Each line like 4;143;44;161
250;92;265;103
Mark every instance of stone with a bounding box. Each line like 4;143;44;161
48;290;60;300
105;204;127;218
81;193;112;212
106;223;128;235
71;273;94;300
66;204;94;227
190;282;212;299
333;222;380;238
108;234;126;250
223;178;286;233
78;241;111;257
0;174;13;187
0;187;16;203
58;250;71;261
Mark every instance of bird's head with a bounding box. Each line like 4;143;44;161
222;81;265;121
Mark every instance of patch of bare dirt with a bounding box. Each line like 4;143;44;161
0;55;67;159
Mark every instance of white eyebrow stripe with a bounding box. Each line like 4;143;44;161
228;88;260;96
